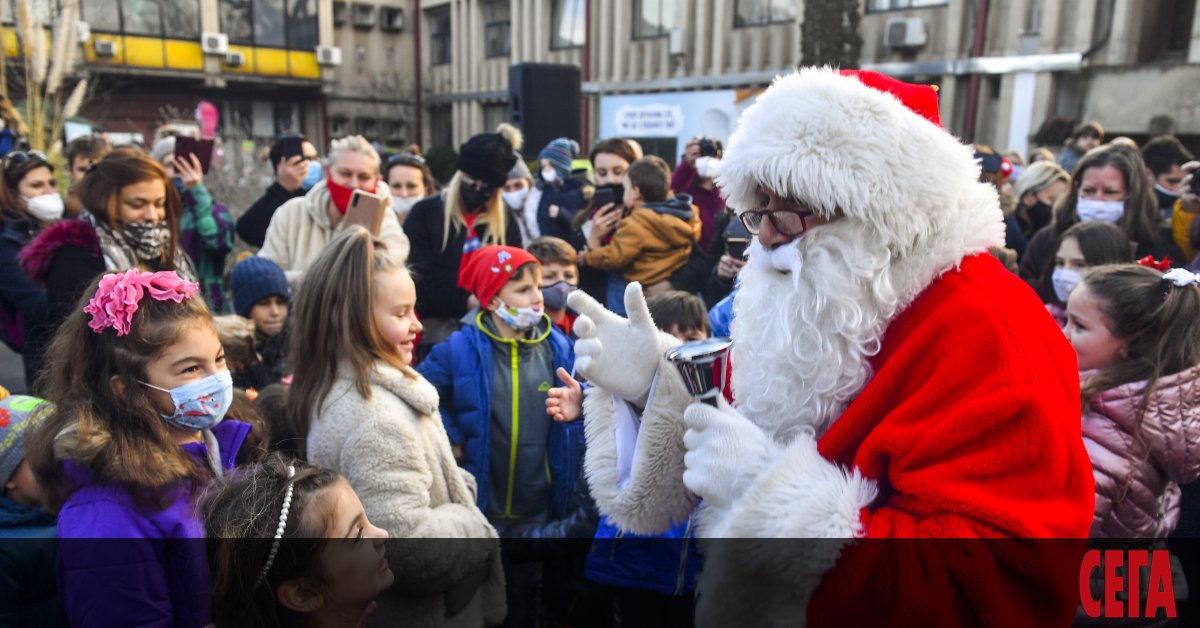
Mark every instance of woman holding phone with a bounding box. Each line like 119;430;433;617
259;135;409;284
150;135;235;312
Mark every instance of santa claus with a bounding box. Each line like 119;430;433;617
566;68;1095;625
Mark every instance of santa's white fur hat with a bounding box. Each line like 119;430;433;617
718;67;1004;258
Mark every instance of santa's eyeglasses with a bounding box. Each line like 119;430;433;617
738;207;818;237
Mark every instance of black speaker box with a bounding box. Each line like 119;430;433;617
509;63;581;160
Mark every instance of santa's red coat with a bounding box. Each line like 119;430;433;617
796;254;1095;625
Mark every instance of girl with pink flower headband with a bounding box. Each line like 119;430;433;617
25;268;259;628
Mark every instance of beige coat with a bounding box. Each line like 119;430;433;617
258;180;410;284
307;362;505;627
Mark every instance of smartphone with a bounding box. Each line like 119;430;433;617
175;137;215;174
592;187;617;210
278;136;305;162
343;188;387;236
726;237;751;260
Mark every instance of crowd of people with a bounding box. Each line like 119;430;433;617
0;76;1199;627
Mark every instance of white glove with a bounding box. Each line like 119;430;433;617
567;282;678;407
682;397;779;510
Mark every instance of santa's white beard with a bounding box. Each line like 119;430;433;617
730;222;906;442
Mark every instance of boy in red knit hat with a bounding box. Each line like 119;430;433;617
418;245;589;626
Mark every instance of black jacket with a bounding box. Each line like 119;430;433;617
235;182;304;247
406;195;523;320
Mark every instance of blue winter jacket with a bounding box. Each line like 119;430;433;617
585;514;703;597
419;314;583;518
536;177;589;241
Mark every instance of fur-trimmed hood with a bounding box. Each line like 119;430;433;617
18;218;100;282
717;67;1004;261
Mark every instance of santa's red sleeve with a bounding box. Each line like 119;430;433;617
706;256;1095;626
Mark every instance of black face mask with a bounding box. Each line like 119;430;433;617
460;181;495;212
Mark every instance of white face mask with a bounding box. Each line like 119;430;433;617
1076;198;1125;224
1154;182;1181;199
391;195;420;215
25;193;64;221
502;188;529;210
1052;267;1082;303
541;168;558;184
695;156;721;179
495;299;544;332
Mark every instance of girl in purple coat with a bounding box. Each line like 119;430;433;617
27;269;253;628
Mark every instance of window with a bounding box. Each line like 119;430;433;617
734;0;795;27
430;106;452;149
634;0;676;39
352;3;375;29
331;116;350;136
428;7;451;65
220;0;317;49
381;7;404;32
357;117;378;138
484;1;511;58
551;0;585;49
384;120;407;143
287;0;318;49
333;1;348;26
866;0;949;12
81;0;200;38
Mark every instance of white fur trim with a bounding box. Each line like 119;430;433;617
717;67;1004;261
693;436;878;626
582;359;697;534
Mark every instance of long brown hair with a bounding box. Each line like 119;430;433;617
203;453;341;628
283;227;413;458
1049;144;1159;245
1080;264;1200;407
26;273;216;512
74;151;184;268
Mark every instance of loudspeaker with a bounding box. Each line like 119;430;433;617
509;63;581;161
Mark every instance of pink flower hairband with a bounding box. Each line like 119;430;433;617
84;269;199;336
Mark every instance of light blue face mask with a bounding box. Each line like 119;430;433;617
301;160;324;190
141;370;234;431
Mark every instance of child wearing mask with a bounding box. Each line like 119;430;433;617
419;245;586;627
27;270;253;628
0;394;68;627
1065;264;1200;539
230;256;292;390
204;454;393;628
535;138;588;241
579;156;701;314
526;236;580;336
1041;221;1132;326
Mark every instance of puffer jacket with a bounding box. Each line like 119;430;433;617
582;195;701;285
1082;364;1200;538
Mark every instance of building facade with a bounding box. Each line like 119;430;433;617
416;0;1200;161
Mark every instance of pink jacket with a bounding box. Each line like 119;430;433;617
1082;364;1200;538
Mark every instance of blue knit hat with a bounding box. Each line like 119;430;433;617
231;256;291;318
1;395;50;485
538;138;576;181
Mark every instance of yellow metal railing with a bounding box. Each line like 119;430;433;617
2;28;319;80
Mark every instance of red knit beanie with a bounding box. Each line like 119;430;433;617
458;245;539;306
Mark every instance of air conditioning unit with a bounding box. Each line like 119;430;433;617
93;39;118;58
224;51;245;67
202;32;229;55
316;45;343;66
75;20;91;44
668;28;685;56
884;17;928;50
